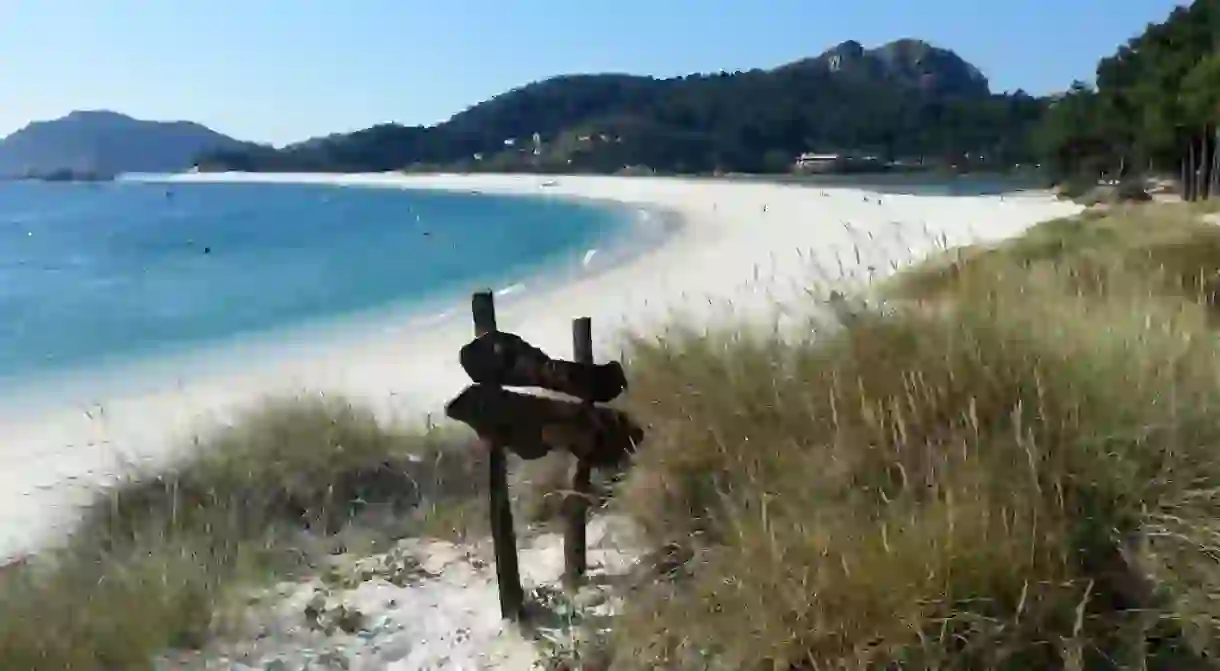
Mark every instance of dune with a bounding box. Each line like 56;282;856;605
0;173;1082;562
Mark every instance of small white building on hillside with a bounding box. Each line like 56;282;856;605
794;152;843;172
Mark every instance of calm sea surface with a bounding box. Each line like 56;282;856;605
0;181;626;381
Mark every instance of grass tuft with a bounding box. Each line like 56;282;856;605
0;395;480;669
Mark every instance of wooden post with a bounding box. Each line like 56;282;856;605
471;291;525;620
564;316;594;590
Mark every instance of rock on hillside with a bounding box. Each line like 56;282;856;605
783;38;991;97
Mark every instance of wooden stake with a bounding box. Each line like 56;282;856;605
471;291;524;620
564;316;594;590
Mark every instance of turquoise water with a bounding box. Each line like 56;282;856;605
0;181;625;381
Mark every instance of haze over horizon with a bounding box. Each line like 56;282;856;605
0;0;1187;146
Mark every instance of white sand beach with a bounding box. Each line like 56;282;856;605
0;173;1082;562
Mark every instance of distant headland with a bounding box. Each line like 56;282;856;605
0;110;252;179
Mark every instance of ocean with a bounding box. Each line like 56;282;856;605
0;180;627;384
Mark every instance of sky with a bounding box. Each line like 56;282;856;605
0;0;1189;146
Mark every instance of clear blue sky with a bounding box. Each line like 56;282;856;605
0;0;1186;146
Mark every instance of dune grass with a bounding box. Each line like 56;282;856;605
610;274;1220;669
887;201;1220;308
0;396;483;669
601;204;1220;669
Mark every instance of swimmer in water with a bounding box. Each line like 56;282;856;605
203;246;211;254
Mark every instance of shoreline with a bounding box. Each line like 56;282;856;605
0;173;1082;561
0;183;674;418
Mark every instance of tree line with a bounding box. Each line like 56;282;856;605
1038;0;1220;199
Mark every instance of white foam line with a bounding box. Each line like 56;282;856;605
496;283;524;297
413;309;455;328
582;248;598;266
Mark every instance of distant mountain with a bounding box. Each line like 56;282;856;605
0;110;257;177
198;38;1045;175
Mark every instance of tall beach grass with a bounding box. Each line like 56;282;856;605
0;396;482;669
603;202;1220;668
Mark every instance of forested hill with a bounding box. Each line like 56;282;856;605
196;38;1047;175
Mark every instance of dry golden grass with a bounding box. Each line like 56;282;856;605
604;205;1220;669
887;201;1220;309
611;274;1220;669
0;396;482;669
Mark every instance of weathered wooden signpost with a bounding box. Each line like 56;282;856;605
446;291;642;620
564;316;594;590
469;290;525;620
